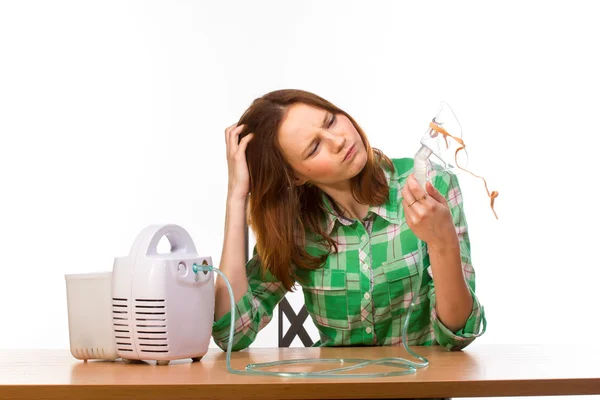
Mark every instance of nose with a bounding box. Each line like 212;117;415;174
326;132;345;153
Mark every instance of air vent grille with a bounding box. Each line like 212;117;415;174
135;299;168;353
112;297;133;352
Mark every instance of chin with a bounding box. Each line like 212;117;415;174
346;152;367;178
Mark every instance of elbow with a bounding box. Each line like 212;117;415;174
213;335;252;352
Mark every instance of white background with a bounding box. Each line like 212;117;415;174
1;1;598;399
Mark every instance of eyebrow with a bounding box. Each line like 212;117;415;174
302;112;330;157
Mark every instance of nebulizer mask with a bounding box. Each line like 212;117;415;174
414;102;498;218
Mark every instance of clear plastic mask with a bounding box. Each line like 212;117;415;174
419;101;468;173
418;102;499;219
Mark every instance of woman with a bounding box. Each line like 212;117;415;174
212;89;485;352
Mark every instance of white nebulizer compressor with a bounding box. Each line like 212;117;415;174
65;224;214;365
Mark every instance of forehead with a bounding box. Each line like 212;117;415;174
279;103;325;141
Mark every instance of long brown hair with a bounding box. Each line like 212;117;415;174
237;89;393;291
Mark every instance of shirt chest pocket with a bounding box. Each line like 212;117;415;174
381;252;421;313
298;269;350;330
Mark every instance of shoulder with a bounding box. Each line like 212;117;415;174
386;157;413;187
389;157;414;175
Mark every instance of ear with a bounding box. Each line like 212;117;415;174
294;177;308;186
292;172;308;186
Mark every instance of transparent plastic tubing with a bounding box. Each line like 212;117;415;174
192;239;429;378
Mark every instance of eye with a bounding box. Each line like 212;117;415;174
327;114;336;128
308;141;320;156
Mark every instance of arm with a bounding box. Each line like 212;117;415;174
212;195;287;352
427;168;486;351
212;243;288;351
213;123;288;351
214;197;251;321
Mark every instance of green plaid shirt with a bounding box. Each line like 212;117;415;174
212;158;486;351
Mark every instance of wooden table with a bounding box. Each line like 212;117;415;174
1;345;599;399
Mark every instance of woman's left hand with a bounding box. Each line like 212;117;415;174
401;174;458;249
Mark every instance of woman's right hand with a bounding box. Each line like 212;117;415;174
225;123;254;201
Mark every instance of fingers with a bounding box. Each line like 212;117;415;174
225;124;245;156
224;123;238;146
401;193;428;212
402;175;452;229
426;181;447;206
224;122;238;136
237;133;254;155
406;174;427;200
225;124;235;153
401;174;426;209
401;178;416;206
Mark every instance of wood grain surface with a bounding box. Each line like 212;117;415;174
1;344;599;399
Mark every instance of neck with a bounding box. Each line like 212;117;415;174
317;181;370;221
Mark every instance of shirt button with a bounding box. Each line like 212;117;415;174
361;235;368;242
362;264;368;271
364;292;370;300
366;327;372;334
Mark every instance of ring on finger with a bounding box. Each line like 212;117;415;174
408;194;427;208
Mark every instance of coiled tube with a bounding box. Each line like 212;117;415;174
193;238;429;378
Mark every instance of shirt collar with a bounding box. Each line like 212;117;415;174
319;162;401;235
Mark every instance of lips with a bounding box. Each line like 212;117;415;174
344;144;355;161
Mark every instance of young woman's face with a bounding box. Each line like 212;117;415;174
277;103;367;187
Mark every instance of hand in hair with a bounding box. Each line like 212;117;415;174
225;123;254;201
